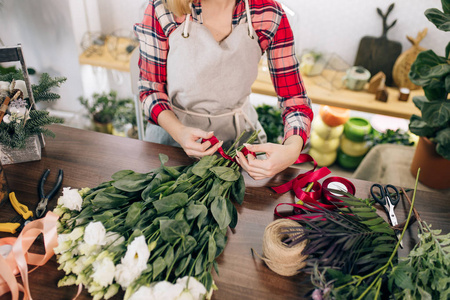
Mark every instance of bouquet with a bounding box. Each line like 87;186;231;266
53;132;257;300
0;70;65;149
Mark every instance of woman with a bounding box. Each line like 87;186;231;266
134;0;313;180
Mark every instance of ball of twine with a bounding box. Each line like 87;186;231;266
259;218;308;276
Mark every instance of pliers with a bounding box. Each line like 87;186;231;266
35;169;63;218
0;192;34;234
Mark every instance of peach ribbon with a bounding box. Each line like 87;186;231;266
0;212;59;300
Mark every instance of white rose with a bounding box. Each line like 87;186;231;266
122;236;150;272
84;222;106;245
129;286;154;300
153;281;183;300
91;257;116;287
114;262;141;289
176;277;207;300
57;187;83;211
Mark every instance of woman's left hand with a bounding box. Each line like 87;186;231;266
235;135;304;180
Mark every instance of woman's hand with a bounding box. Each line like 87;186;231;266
158;110;222;158
235;135;303;180
175;126;223;158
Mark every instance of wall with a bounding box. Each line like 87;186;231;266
282;0;447;64
0;0;84;112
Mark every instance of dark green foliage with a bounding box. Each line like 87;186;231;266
408;0;450;159
0;72;65;149
255;104;283;143
79;91;134;124
364;129;415;147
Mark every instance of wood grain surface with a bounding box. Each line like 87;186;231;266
1;125;449;300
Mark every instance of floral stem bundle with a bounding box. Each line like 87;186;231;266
53;132;258;300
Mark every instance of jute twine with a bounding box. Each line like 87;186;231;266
254;219;308;277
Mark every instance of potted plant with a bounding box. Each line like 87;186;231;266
0;70;65;164
408;0;450;189
111;97;139;138
79;91;129;134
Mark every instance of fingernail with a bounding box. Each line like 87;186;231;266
243;143;250;147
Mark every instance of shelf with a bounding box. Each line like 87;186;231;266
252;65;422;120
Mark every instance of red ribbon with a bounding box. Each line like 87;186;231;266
271;154;356;220
202;136;255;166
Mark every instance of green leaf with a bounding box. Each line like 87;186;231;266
231;174;245;205
160;219;190;244
159;153;169;165
443;0;450;15
360;217;385;226
113;172;153;192
409;114;436;137
417;286;432;300
175;254;191;277
214;230;228;256
226;197;238;228
210;166;240;182
111;170;135;180
91;189;130;209
153;193;189;213
93;210;115;224
435;127;450;160
124;202;143;229
185;203;208;223
192;156;216;178
211;196;232;230
177;235;197;257
164;246;174;268
425;7;450;31
152;256;166;280
420;99;450;128
208;233;217;262
194;253;204;276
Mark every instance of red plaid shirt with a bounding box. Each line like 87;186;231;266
134;0;313;143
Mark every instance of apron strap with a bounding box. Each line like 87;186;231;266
182;14;191;38
244;0;255;39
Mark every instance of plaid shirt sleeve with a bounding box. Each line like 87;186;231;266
250;0;313;145
134;0;175;124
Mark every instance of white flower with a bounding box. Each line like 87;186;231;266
57;275;77;287
71;256;87;275
54;233;71;254
122;236;150;272
78;242;101;256
128;286;154;300
153;281;183;300
175;277;207;300
57;187;83;211
68;226;84;241
104;283;120;299
114;262;141;289
104;231;125;248
2;114;10;124
91;257;116;287
84;222;106;245
177;290;195;300
14;80;28;98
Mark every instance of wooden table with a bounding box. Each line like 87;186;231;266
252;65;422;120
1;125;449;300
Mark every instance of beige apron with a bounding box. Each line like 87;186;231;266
145;0;267;148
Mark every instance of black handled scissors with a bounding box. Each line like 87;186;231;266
370;183;402;247
35;169;64;218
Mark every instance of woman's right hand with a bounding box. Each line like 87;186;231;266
175;126;223;158
158;110;222;158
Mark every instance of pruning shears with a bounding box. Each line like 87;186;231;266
0;169;63;234
0;192;34;234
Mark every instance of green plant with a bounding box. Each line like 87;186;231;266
255;104;283;143
408;0;450;160
79;91;131;124
364;129;415;147
0;71;65;149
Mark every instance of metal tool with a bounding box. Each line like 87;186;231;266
35;169;64;218
370;183;403;247
0;192;34;234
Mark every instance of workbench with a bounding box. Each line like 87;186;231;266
1;125;448;299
